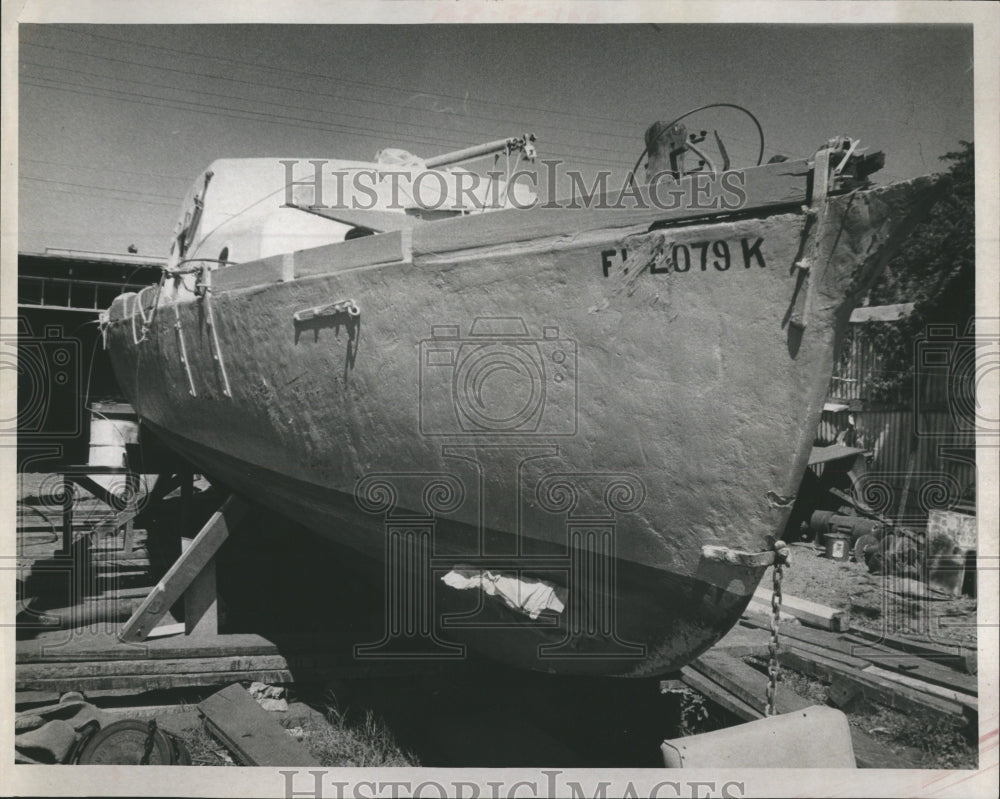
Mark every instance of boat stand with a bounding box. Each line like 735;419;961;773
55;465;142;559
118;491;248;642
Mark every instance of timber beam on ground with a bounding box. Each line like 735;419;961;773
673;649;915;769
16;631;469;694
699;617;978;733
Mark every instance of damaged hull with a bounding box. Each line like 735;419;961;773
104;164;943;676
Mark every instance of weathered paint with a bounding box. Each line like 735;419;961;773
104;172;943;676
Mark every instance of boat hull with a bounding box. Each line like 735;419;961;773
105;174;941;675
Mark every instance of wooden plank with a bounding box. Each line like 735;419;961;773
412;159;811;257
679;666;760;721
198;683;320;766
18;632;309;662
17;669;294;694
750;587;848;631
712;623;771;658
743;618;977;693
213;231;408;290
741;618;871;667
777;648;967;723
842;647;978;696
849;303;915;323
689;651;913;768
293;229;407;278
18;655;289;680
147;622;186;638
291;206;421;234
68;474;124;508
691;649;811;716
182;536;219;636
780;638;871;671
119;495;247;643
213;254;292;292
845;627;976;674
864;665;978;709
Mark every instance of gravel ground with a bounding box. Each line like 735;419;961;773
778;541;978;650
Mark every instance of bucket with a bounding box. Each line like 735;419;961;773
824;532;850;561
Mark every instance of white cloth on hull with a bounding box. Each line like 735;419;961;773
441;569;566;619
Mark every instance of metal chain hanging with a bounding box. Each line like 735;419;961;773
765;540;791;716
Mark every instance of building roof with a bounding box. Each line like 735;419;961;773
19;248;168;268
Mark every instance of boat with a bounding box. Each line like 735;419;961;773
101;110;945;676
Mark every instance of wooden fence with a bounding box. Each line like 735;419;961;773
818;314;978;525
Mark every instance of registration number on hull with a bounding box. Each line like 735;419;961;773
600;237;766;276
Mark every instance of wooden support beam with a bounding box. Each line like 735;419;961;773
691;649;810;716
145;471;183;505
845;627;976;674
18;655;289;681
59;478;74;555
678;666;761;721
182;536;218;637
777;647;969;723
68;474;123;509
18;670;293;695
180;468;194;536
863;665;978;710
686;650;914;768
749;587;848;631
199;683;320;766
119;495;247;643
742;618;978;696
18;632;284;662
840;645;978;696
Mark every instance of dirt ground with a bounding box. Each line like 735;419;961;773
777;541;978;651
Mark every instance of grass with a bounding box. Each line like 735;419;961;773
848;704;976;770
299;692;418;767
168;692;418;767
179;721;236;766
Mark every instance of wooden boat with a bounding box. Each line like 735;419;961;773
102;120;944;676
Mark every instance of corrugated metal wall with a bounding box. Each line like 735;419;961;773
819;323;977;524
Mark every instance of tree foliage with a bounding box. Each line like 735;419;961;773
870;141;974;315
841;142;975;404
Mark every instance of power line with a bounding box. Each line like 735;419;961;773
19;175;183;205
43;24;659;132
21;77;629;172
37;26;913;165
21;38;642;150
21;156;191;183
22;45;625;165
28;26;958;184
18;184;180;210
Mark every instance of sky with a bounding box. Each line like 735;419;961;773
16;23;975;257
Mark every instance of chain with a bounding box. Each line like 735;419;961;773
139;719;158;765
765;540;790;716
